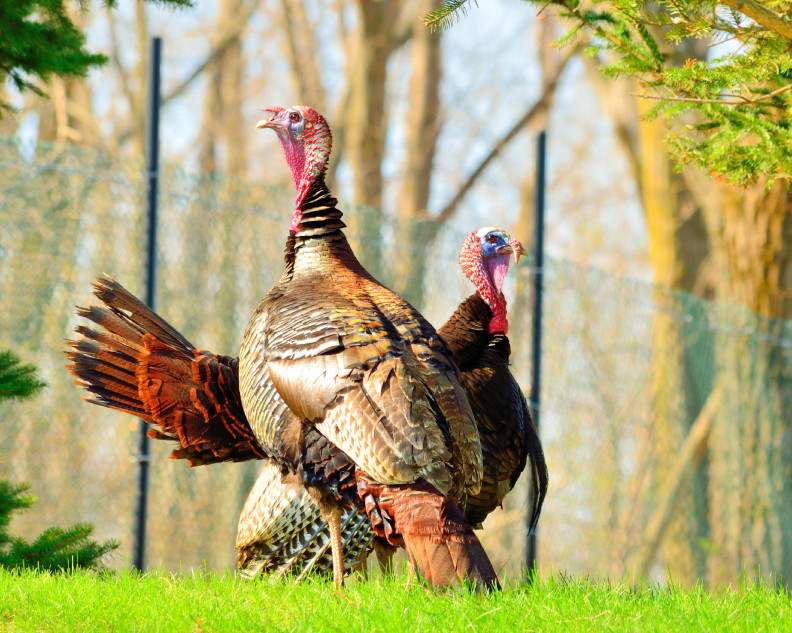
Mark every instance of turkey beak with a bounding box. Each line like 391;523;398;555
497;244;514;259
508;238;523;264
255;118;283;131
257;106;286;131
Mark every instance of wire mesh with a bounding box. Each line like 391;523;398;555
1;137;790;586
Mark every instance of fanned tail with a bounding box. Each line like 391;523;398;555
65;275;265;465
357;478;500;590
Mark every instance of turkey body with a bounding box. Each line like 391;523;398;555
239;227;481;499
68;105;504;589
439;294;547;528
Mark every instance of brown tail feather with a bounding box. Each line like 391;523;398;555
356;478;500;590
76;305;146;348
90;276;194;352
65;276;265;466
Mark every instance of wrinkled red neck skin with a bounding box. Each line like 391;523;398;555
459;232;510;334
484;255;510;333
277;136;307;232
276;121;332;234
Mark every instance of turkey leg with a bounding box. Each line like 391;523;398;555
323;505;344;589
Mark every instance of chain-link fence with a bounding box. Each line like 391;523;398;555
1;137;790;587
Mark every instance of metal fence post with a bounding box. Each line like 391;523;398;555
133;36;162;572
527;129;546;577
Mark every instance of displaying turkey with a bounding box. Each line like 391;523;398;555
65;276;374;579
438;227;548;530
240;105;497;590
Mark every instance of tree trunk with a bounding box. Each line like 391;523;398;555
346;0;397;211
637;96;713;583
280;0;326;109
695;178;792;586
586;25;714;582
342;0;402;278
393;0;442;305
198;0;249;177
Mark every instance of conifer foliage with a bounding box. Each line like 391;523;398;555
0;350;46;401
0;350;119;571
0;0;105;112
424;0;792;185
0;0;193;113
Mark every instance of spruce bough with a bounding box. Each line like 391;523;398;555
0;0;193;114
0;349;119;571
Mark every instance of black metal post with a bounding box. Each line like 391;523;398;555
133;36;162;572
527;129;546;577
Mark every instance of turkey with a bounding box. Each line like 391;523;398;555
240;105;497;590
438;227;548;530
65;276;374;579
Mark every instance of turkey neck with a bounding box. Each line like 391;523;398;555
289;177;370;277
440;294;510;370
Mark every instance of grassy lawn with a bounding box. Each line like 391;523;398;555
0;568;790;632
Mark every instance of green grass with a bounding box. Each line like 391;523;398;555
0;568;790;632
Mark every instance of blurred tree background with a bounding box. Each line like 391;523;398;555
0;0;790;587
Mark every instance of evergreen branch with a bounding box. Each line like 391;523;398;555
559;3;660;70
0;481;119;571
469;0;792;183
0;351;46;401
718;0;792;41
0;482;36;541
103;0;194;6
0;0;195;113
422;0;476;32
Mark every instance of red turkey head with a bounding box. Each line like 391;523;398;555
459;227;523;334
257;105;332;232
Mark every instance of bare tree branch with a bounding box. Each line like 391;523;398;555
280;0;326;112
280;0;304;97
433;44;577;225
632;385;722;580
719;0;792;41
106;7;137;124
389;4;419;53
632;82;792;107
325;78;351;188
116;1;258;145
334;0;348;40
292;0;327;107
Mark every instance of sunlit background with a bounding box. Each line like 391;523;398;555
1;0;790;589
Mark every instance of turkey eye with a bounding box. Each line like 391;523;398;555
289;112;301;123
486;234;498;243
